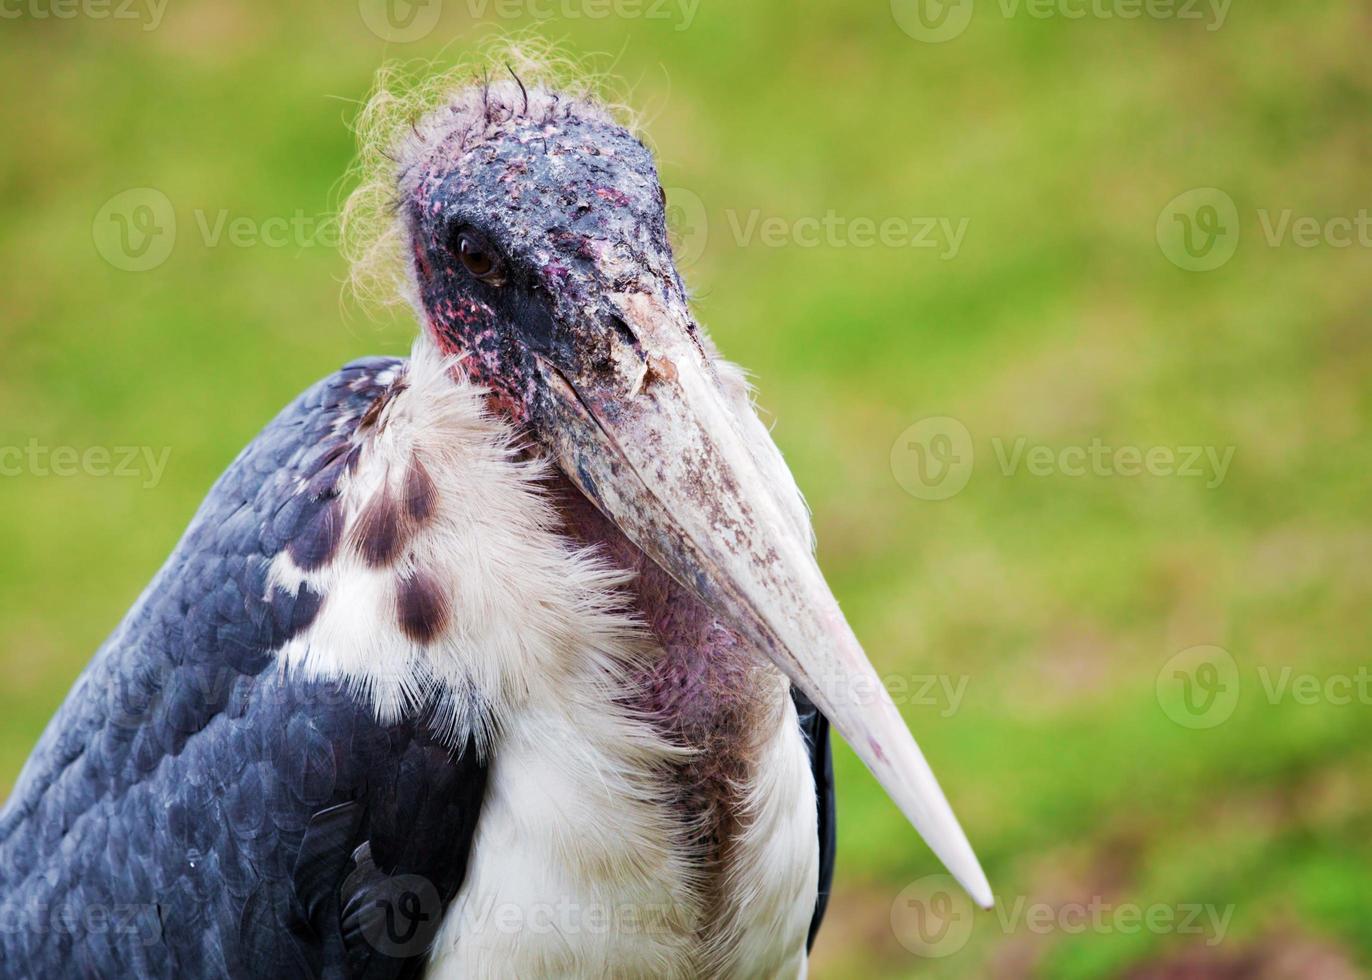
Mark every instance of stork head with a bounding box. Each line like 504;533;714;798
396;77;991;908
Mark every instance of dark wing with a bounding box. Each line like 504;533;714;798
792;686;836;951
0;358;488;979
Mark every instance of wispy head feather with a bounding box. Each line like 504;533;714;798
339;38;640;314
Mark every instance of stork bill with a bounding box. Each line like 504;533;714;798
533;290;992;911
0;73;989;978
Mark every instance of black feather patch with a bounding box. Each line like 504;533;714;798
396;570;449;645
292;801;364;939
793;687;836;951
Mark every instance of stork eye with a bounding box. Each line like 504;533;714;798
455;231;503;283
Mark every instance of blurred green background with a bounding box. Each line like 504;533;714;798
1;1;1369;977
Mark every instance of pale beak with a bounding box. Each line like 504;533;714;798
531;292;993;909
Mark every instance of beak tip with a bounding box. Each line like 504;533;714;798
940;837;994;910
968;876;995;911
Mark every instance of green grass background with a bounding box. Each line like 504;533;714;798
1;2;1368;976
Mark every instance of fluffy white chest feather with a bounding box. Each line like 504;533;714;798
268;341;820;978
426;689;817;978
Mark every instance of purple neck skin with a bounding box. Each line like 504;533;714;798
545;473;784;887
546;474;776;734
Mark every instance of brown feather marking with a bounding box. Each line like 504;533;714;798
360;379;409;431
397;569;450;644
404;456;438;524
352;486;406;567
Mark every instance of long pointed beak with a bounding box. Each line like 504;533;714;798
529;292;992;909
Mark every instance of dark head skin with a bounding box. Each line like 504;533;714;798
404;97;696;434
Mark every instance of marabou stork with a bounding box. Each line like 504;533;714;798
0;73;990;977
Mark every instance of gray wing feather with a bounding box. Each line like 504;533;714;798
0;359;488;978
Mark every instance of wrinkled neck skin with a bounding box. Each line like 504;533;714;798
545;469;787;857
549;474;779;725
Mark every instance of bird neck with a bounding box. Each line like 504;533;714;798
547;471;786;728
